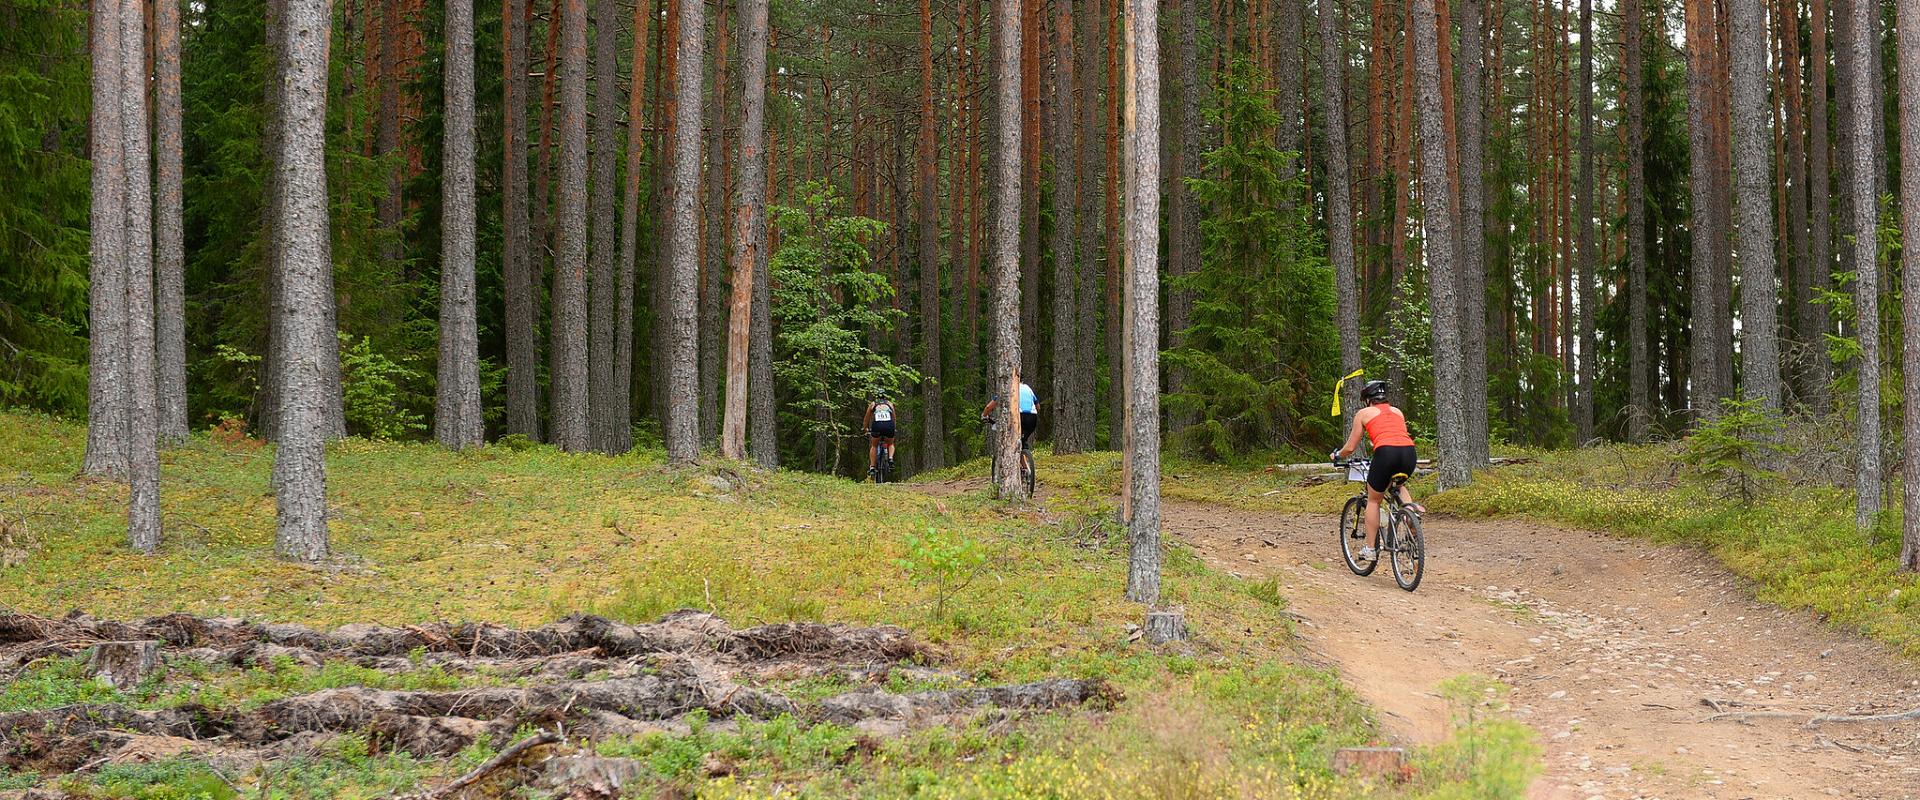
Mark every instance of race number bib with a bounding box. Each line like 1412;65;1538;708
874;404;893;422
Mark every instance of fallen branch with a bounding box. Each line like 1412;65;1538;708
1810;706;1920;725
392;730;559;800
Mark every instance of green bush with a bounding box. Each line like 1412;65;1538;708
1681;398;1789;502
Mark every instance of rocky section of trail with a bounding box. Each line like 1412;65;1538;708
1166;503;1920;800
0;611;1117;793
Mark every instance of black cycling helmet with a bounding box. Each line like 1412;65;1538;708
1361;380;1391;404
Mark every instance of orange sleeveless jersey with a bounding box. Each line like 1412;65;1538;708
1362;405;1415;448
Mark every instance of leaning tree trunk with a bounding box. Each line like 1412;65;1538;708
1897;0;1920;570
273;0;335;563
1411;0;1471;489
1321;0;1363;415
663;0;706;465
1623;0;1649;439
990;0;1026;500
503;0;541;440
84;0;129;479
1046;0;1081;455
721;0;769;463
550;0;592;452
1842;0;1881;529
1121;0;1163;603
1455;0;1490;465
120;0;160;552
435;0;483;450
154;0;187;444
1728;0;1782;414
588;0;627;453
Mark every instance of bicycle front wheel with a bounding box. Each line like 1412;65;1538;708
1339;496;1377;576
1390;511;1425;591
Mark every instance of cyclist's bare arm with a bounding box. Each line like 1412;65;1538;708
1336;408;1373;459
981;399;999;420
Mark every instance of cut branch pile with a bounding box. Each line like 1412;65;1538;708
0;611;1117;791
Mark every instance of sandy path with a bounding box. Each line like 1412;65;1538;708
1166;501;1920;799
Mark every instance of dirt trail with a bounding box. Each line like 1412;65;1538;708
1167;501;1920;799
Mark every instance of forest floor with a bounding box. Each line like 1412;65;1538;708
925;445;1920;800
0;412;1531;799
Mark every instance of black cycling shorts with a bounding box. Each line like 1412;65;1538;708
870;420;897;439
1368;445;1417;493
1019;412;1038;443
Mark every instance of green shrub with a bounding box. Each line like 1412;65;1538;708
1681;399;1789;502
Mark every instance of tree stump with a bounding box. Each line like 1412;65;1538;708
1332;746;1408;780
88;640;161;690
1142;608;1187;644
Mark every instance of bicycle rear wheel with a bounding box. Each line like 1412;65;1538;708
1339;496;1377;576
1021;451;1036;496
1390;510;1424;591
877;447;893;484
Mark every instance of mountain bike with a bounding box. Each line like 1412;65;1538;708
1334;456;1425;591
866;430;895;484
982;415;1036;496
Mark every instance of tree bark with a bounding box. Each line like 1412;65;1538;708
991;0;1026;500
1621;0;1648;438
1165;0;1199;438
664;0;705;464
1411;0;1470;489
918;0;950;466
1729;0;1782;414
1046;0;1081;455
1321;0;1363;412
85;0;129;479
274;0;335;562
1074;0;1103;452
1574;0;1595;442
1275;0;1303;161
722;0;769;463
588;0;627;453
1455;0;1490;463
1897;0;1920;570
1841;0;1880;528
550;0;592;452
1121;0;1163;602
1804;0;1833;413
1685;0;1724;420
701;0;733;449
617;0;652;452
503;0;541;440
436;0;483;450
120;0;159;552
748;24;776;468
154;0;187;444
1780;0;1811;411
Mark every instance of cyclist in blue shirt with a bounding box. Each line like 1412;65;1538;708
979;382;1039;448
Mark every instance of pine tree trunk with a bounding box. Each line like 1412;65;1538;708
154;0;186;445
721;0;767;463
1121;0;1163;604
1623;0;1649;438
435;0;483;449
1104;0;1123;448
1412;0;1470;489
550;0;592;451
1684;0;1721;420
1455;0;1490;464
1780;0;1811;411
587;0;626;453
1074;0;1103;451
1729;0;1781;414
1321;0;1363;414
991;0;1026;500
918;0;950;466
1896;0;1920;570
258;0;287;444
701;0;733;449
1046;0;1078;455
274;0;334;562
1018;0;1041;391
1841;0;1880;528
1165;0;1199;438
1275;0;1302;161
1573;0;1595;442
664;0;705;464
84;0;129;479
503;0;541;440
616;0;650;450
1804;0;1833;413
377;0;405;271
119;0;159;552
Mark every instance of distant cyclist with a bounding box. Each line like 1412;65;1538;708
1332;379;1424;562
863;396;899;480
979;381;1039;449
